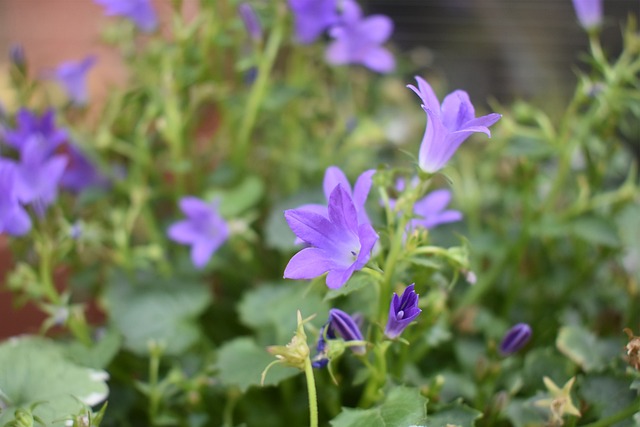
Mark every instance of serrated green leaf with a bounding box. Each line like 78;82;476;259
330;387;428;427
556;326;607;372
215;337;299;392
104;270;211;356
427;401;483;427
0;336;108;427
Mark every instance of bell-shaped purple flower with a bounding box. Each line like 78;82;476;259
499;323;532;355
288;0;339;44
384;284;422;339
325;0;395;73
59;143;108;193
53;56;97;105
284;185;378;289
167;197;230;269
0;160;31;236
2;109;67;155
408;76;501;173
94;0;158;32
572;0;603;30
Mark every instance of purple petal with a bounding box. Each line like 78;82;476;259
2;207;32;236
327;185;359;235
284;247;332;279
407;76;441;114
339;0;362;23
464;113;502;130
167;220;201;244
572;0;603;29
353;222;378;270
326;266;356;289
285;209;337;249
361;47;395;74
323;166;351;200
418;107;450;173
191;241;216;269
352;169;375;224
180;196;214;218
441;90;475;132
414;189;452;216
360;15;393;43
325;39;350;65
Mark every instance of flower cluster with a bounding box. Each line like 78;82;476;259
0;109;104;235
288;0;394;73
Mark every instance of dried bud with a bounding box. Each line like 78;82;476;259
624;328;640;370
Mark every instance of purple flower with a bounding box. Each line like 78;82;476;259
9;44;26;72
284;185;378;289
0;160;31;236
53;56;96;105
384;284;421;339
325;0;394;73
2;109;67;154
59;143;108;193
499;323;532;355
13;138;68;215
297;166;375;227
94;0;158;32
572;0;603;30
288;0;339;44
238;3;262;42
410;189;463;230
167;197;230;269
408;76;501;173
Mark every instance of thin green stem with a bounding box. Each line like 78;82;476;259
303;357;319;427
581;399;640;427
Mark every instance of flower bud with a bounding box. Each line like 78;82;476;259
572;0;603;31
499;323;532;355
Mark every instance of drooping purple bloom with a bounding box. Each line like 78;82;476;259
408;76;501;173
499;323;532;355
238;3;262;42
572;0;603;30
59;143;108;193
297;166;375;227
2;109;67;154
384;284;422;339
325;0;395;73
284;185;378;289
53;56;97;105
13;137;68;215
167;197;230;269
0;160;31;236
94;0;158;32
288;0;339;44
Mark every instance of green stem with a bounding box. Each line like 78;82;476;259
581;399;640;427
148;344;163;426
303;357;319;427
235;4;285;166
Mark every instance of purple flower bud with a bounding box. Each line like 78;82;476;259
499;323;532;355
238;3;262;43
328;309;365;354
9;44;26;70
572;0;603;30
384;284;422;339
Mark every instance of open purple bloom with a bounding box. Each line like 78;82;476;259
297;166;375;227
384;284;421;339
288;0;339;44
408;76;501;173
94;0;158;32
54;56;96;105
0;160;31;236
325;0;394;73
284;185;378;289
499;323;532;355
238;3;262;42
13;138;68;215
167;197;229;269
2;109;67;155
411;189;463;230
59;143;108;193
572;0;603;30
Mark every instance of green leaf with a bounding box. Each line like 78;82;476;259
212;175;265;217
427;401;483;427
556;326;608;372
324;273;373;300
0;336;109;427
580;375;637;425
104;270;211;356
569;216;621;248
330;387;428;427
215;337;299;392
63;328;123;370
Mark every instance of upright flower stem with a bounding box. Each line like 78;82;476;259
303;357;319;427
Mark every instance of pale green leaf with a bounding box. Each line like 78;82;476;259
427;401;483;427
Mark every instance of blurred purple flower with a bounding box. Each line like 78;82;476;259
238;3;262;42
0;160;31;236
325;0;394;73
13;138;68;215
59;143;108;193
288;0;339;44
2;109;67;154
411;189;462;230
572;0;603;30
408;76;501;173
296;166;375;227
500;323;532;355
284;185;378;289
9;44;26;72
94;0;158;32
54;56;96;105
167;197;229;269
385;283;421;339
